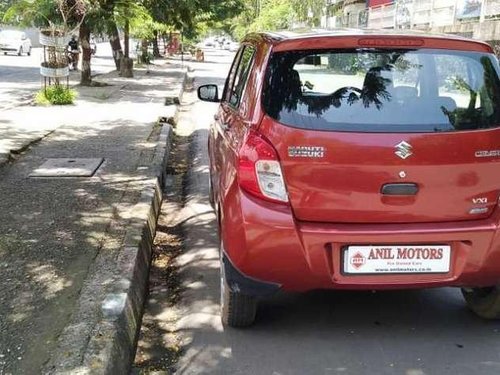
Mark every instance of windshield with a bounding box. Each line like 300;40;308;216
262;49;500;132
0;30;22;39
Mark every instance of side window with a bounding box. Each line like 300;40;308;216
228;46;255;108
222;48;243;103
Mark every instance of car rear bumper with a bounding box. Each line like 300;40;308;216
221;188;500;292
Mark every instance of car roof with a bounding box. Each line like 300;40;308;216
264;28;477;41
244;28;492;53
0;29;24;35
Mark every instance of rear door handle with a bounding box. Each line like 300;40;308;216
381;183;419;196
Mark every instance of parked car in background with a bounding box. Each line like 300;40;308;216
0;30;32;56
198;30;500;327
203;37;216;48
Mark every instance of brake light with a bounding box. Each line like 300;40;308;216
358;38;424;47
238;131;288;204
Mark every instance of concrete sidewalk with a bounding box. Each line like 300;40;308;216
0;60;186;374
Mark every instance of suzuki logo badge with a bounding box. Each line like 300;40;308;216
395;141;413;160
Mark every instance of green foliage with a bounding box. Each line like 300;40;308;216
232;0;292;40
291;0;324;27
0;0;14;20
36;85;77;105
4;0;246;42
3;0;60;27
252;0;293;31
113;0;150;29
230;0;325;40
3;0;86;30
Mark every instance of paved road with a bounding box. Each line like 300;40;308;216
0;42;116;111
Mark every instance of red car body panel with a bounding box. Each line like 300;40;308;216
260;117;500;223
221;187;500;291
209;31;500;292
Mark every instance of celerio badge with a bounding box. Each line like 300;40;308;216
395;141;413;160
288;146;325;158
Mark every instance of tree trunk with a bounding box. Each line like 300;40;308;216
124;19;129;58
108;22;123;70
120;18;133;78
162;34;167;55
152;30;160;58
79;20;92;86
120;57;133;78
140;39;148;64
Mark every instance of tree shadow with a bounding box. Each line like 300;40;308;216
0;73;179;373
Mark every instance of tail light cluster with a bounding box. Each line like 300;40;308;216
238;131;289;204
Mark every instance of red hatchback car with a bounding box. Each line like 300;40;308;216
198;30;500;327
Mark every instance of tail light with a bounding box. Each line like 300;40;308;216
238;131;288;204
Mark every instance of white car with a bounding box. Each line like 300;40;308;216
203;38;216;48
0;30;32;56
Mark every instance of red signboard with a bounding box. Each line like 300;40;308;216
368;0;393;7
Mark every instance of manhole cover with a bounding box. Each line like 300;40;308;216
30;158;104;177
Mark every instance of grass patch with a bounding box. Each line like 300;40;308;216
35;85;77;105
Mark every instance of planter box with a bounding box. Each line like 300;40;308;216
40;65;69;78
39;33;69;48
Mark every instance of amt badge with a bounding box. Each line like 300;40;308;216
350;252;366;269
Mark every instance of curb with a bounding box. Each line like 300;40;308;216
0;129;56;168
80;124;172;375
46;68;188;374
164;68;188;106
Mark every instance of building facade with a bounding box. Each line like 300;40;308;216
322;0;500;42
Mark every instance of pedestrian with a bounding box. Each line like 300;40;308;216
67;35;80;71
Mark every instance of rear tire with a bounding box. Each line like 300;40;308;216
220;246;257;327
461;286;500;319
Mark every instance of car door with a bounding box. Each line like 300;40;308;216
212;45;256;208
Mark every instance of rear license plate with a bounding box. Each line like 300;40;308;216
343;245;451;274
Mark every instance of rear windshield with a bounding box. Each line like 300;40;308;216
262;49;500;132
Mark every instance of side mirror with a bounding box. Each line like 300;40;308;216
198;84;220;103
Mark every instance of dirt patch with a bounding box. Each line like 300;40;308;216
132;133;190;374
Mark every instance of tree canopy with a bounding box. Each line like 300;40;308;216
231;0;326;40
2;0;326;41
